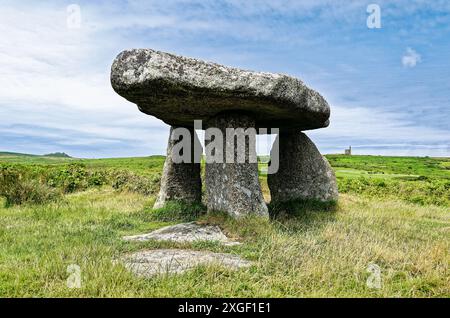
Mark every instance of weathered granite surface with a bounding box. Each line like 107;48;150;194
110;48;338;218
111;48;330;130
123;249;252;277
154;126;202;208
123;222;241;246
205;113;268;218
268;131;338;203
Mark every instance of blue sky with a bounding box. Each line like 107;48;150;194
0;0;449;157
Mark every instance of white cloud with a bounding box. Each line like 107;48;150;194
0;1;448;158
309;105;450;156
402;47;421;68
0;3;171;157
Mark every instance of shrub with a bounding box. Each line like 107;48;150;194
4;179;60;206
87;170;108;187
46;163;89;193
109;170;160;195
46;164;110;193
0;163;163;207
0;165;60;206
337;176;450;206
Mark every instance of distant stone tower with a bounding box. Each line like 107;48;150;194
345;146;352;155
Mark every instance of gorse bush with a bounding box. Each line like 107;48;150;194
4;179;60;207
337;177;450;206
0;163;160;206
46;163;109;193
1;155;448;208
110;170;160;195
46;163;89;193
0;165;60;206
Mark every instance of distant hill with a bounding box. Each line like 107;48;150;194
0;151;75;164
0;151;72;158
0;151;39;157
43;152;72;158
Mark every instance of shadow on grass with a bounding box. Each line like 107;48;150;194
139;198;338;236
150;200;207;222
268;199;338;232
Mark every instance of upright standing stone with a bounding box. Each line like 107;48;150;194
268;131;338;204
154;126;202;208
205;113;268;218
111;48;337;218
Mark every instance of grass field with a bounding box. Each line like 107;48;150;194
0;152;449;297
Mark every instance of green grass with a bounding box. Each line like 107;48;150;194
151;201;207;222
0;189;448;297
0;152;165;176
326;154;450;180
0;152;449;297
0;152;75;165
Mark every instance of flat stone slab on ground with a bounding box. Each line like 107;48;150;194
123;249;252;277
123;222;241;246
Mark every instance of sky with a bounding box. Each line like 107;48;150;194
0;0;449;158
